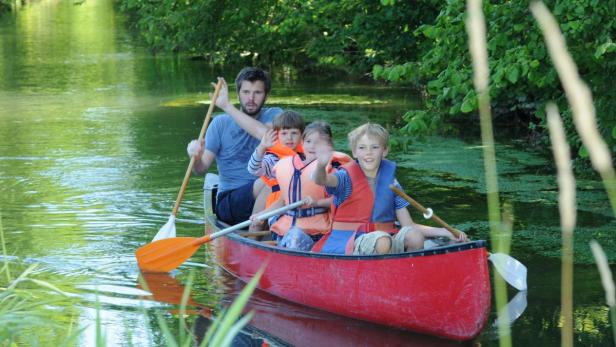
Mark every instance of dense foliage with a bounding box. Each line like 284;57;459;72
118;0;616;168
374;0;616;169
118;0;440;73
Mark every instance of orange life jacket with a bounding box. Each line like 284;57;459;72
260;142;304;208
271;152;351;236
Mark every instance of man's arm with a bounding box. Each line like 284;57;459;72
193;149;215;175
213;78;268;140
187;139;215;175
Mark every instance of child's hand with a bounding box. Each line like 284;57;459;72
448;229;468;242
314;137;333;167
249;213;260;223
258;129;277;152
456;231;468;242
187;139;204;157
302;196;315;207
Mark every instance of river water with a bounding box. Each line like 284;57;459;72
0;1;614;346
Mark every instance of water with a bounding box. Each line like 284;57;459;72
0;1;614;346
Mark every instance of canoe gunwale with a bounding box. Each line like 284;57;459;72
207;214;488;261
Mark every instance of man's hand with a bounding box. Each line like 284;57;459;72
211;77;231;111
187;139;204;158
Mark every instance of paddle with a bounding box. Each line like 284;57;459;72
390;185;528;291
152;79;224;242
137;199;307;273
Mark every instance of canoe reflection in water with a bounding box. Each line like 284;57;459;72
139;271;469;347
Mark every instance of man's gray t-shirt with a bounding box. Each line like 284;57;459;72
205;107;282;193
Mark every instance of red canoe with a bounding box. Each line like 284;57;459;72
204;185;491;341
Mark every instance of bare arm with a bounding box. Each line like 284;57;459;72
193;149;215;175
187;139;215;175
396;208;468;241
313;139;339;187
213;77;268;140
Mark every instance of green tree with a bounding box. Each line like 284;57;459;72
374;0;616;168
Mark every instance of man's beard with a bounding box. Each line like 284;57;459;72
240;102;264;117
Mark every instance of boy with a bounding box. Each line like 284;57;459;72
247;110;305;209
312;123;467;255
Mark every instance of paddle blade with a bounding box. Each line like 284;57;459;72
152;215;176;242
136;236;208;273
489;253;528;291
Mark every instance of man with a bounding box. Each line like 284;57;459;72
187;67;282;225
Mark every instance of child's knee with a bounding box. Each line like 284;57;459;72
404;230;425;251
375;236;392;254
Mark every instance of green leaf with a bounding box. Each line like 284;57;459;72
579;146;589;158
460;98;474;113
611;125;616;139
594;41;616;59
530;60;540;68
372;65;384;80
507;66;519;83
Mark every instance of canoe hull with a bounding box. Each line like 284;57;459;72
208;219;491;341
203;176;491;341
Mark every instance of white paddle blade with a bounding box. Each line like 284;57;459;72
493;290;528;327
152;215;176;242
489;253;528;291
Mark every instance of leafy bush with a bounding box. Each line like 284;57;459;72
374;0;616;169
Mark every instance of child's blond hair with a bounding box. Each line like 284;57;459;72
347;123;389;150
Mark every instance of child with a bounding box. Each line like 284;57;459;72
253;121;351;248
247;110;305;209
312;123;468;255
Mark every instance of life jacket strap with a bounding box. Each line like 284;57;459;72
285;207;328;218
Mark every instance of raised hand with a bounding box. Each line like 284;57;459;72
258;129;277;152
314;136;333;167
211;77;230;110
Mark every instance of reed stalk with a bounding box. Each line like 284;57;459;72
0;211;11;282
546;103;576;347
589;241;616;345
530;1;616;215
531;1;616;344
465;1;510;345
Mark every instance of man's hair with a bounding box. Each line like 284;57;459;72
304;121;333;146
273;110;305;132
348;123;389;150
235;67;272;94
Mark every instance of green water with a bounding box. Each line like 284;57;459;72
0;1;614;345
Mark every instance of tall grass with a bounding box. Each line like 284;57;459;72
530;1;615;345
1;211;259;346
465;1;511;346
466;1;616;345
546;104;576;347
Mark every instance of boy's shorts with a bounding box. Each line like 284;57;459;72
216;180;256;225
352;226;414;255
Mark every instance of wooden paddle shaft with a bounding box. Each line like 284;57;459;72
192;200;307;245
389;185;462;238
172;80;224;216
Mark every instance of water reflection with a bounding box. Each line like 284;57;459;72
1;0;615;345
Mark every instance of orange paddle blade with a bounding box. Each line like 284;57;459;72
136;235;211;273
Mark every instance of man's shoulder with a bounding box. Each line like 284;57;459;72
260;107;283;122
